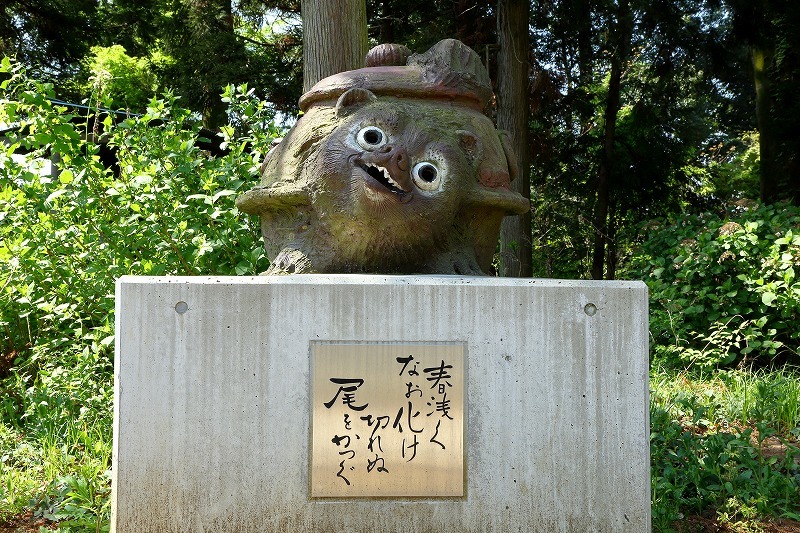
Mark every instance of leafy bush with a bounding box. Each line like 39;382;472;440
627;203;800;368
1;57;274;357
0;57;276;525
81;45;159;112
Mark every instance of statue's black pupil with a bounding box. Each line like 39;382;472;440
365;129;382;144
420;165;437;182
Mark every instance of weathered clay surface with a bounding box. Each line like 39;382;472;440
237;39;529;275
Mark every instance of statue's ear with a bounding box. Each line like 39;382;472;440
335;88;377;117
457;130;482;164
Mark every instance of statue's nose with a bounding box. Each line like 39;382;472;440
371;144;412;191
377;144;409;173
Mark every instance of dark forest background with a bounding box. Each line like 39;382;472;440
4;0;799;280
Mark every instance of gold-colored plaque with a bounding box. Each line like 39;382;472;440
310;342;465;498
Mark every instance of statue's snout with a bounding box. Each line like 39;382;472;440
370;144;412;190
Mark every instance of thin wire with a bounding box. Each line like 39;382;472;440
47;98;143;118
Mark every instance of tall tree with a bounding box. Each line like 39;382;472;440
96;0;164;58
497;0;532;277
727;0;800;204
300;0;367;91
1;0;102;97
365;0;492;55
159;0;251;129
1;0;305;121
590;0;633;280
453;0;494;49
529;0;731;279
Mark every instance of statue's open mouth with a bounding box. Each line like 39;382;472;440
358;162;410;197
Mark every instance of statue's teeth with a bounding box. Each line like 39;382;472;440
382;169;399;187
362;163;406;193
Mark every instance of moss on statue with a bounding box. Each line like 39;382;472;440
237;39;529;275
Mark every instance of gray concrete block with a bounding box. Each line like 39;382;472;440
112;275;650;532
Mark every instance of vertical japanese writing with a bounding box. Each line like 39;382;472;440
312;343;464;497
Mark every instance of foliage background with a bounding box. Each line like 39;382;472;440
628;204;800;370
0;59;277;530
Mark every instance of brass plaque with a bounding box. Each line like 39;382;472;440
310;342;465;498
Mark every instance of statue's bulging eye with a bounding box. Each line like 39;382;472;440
356;126;387;149
412;162;441;191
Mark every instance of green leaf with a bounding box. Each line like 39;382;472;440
132;174;153;187
58;169;74;184
212;189;236;202
45;189;68;203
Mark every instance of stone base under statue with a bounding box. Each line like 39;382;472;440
112;275;650;532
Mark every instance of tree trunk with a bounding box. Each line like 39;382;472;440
497;0;532;277
752;45;778;204
590;0;632;280
590;59;620;280
301;0;368;92
605;198;618;280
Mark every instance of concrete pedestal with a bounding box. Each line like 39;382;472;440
113;275;650;532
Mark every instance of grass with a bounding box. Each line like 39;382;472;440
0;421;111;532
0;341;113;532
650;366;800;531
1;361;799;532
650;367;800;438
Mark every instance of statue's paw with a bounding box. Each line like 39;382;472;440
265;248;315;275
452;259;483;276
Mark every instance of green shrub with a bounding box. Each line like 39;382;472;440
0;57;276;526
1;57;275;358
627;203;800;368
81;45;158;112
